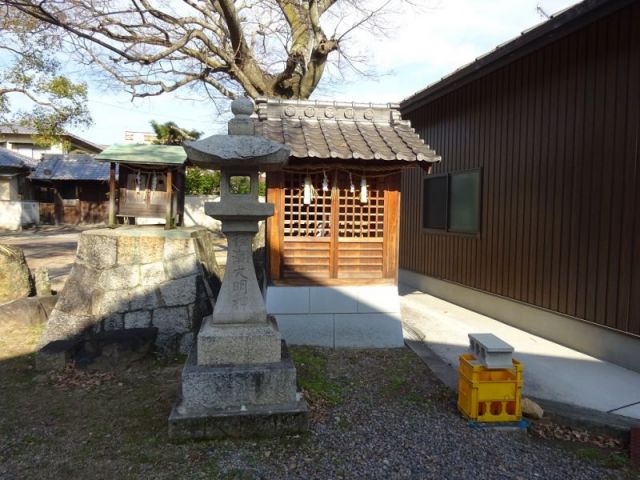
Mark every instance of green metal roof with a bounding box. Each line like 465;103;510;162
95;144;187;165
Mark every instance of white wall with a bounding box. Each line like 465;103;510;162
183;195;222;231
266;285;404;348
0;177;20;201
2;137;62;160
0;177;16;201
0;200;39;230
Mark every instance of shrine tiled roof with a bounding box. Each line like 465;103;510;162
254;98;440;164
0;147;34;170
31;154;112;181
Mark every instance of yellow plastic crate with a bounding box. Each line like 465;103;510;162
457;353;523;422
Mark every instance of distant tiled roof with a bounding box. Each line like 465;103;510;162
254;98;440;164
31;154;111;181
0;124;104;153
0;125;38;135
95;144;187;165
0;147;33;170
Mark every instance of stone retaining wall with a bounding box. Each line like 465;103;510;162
38;227;220;364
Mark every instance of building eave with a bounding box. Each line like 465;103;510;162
400;0;637;114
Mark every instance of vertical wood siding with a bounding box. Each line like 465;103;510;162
400;3;640;336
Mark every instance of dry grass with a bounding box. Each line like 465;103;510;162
0;324;436;480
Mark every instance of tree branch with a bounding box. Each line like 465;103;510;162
3;0;406;102
0;87;64;112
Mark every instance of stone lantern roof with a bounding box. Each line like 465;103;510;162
184;97;289;171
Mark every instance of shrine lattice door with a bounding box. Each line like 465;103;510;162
267;171;400;284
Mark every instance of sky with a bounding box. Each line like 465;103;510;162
67;0;580;146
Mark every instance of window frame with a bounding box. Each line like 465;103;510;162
420;167;482;236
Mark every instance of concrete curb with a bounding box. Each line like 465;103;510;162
405;338;637;445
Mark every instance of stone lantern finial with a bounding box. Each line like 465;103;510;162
228;97;255;136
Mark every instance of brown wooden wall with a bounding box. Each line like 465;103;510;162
399;2;640;336
116;165;184;223
35;180;109;224
40;200;108;224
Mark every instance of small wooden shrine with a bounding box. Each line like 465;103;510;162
95;144;187;228
30;154;111;224
255;98;441;285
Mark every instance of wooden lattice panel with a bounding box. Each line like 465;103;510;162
283;173;332;238
337;175;385;238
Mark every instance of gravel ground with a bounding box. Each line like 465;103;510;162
0;323;634;480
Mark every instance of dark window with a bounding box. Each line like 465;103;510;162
37;187;54;203
59;183;78;200
422;168;481;234
422;175;447;229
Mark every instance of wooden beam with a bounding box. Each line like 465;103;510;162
176;166;186;226
108;162;116;227
165;169;173;230
383;174;401;281
329;170;340;279
267;172;284;281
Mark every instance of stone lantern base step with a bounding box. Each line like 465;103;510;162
168;340;308;439
168;399;308;440
181;341;298;408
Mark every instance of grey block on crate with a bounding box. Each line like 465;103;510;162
468;333;514;369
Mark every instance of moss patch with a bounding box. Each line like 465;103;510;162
290;347;345;406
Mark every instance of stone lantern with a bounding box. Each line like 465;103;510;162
168;98;308;439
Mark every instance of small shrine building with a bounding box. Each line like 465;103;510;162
95;144;187;228
255;98;440;346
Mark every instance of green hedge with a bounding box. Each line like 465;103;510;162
185;168;265;196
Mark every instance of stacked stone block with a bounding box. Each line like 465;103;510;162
38;227;217;367
0;244;33;304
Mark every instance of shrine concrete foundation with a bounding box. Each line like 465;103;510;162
266;285;404;348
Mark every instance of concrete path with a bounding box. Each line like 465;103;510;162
399;284;640;421
0;226;88;292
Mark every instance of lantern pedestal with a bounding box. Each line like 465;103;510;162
197;316;282;365
168;336;307;440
